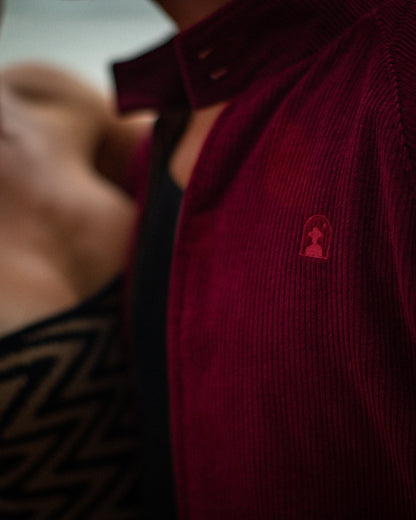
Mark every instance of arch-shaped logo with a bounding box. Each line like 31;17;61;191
299;215;332;260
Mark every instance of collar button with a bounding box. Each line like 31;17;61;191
209;67;228;80
198;48;213;60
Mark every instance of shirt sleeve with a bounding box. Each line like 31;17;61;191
376;0;416;185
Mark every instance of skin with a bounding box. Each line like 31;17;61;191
153;0;231;189
0;43;153;334
155;0;231;30
0;64;147;335
0;0;228;335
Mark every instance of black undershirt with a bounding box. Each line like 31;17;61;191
132;168;183;519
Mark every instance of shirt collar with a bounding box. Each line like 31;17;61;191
113;0;384;113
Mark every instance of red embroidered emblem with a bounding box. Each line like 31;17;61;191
299;215;332;260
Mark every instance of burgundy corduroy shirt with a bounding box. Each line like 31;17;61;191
113;0;416;517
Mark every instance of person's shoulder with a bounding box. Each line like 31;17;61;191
1;62;156;188
1;63;103;111
371;0;416;95
374;0;416;172
2;61;106;131
375;0;416;41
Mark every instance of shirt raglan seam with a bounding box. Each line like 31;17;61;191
372;8;416;188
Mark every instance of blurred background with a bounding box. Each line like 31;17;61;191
0;0;174;92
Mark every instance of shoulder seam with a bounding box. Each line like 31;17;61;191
372;7;415;179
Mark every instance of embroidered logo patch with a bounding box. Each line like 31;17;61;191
299;215;332;260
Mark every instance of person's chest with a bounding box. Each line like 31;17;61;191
157;44;416;517
0;95;134;337
164;36;413;449
162;32;410;355
169;102;228;190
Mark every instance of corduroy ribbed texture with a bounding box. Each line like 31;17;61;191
114;0;416;517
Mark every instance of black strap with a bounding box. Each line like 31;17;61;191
132;166;183;519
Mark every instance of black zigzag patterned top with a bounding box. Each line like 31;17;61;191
0;276;141;520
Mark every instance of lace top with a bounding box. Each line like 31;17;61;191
0;277;141;519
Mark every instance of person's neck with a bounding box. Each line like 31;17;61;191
155;0;230;31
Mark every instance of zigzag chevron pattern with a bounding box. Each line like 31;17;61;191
0;280;141;519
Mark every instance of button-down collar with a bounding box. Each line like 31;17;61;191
113;0;384;113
